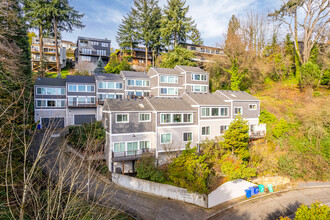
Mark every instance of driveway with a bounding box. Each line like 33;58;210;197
29;131;330;220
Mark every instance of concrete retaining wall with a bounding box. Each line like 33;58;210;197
112;173;208;208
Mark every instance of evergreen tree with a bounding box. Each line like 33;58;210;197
46;0;84;77
132;0;161;68
223;116;250;160
94;57;105;73
189;28;203;45
159;46;196;68
161;0;199;47
116;13;139;56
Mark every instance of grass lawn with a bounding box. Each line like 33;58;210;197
44;67;70;78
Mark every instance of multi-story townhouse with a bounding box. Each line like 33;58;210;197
120;71;151;98
103;99;156;173
174;65;209;93
182;92;232;142
66;75;97;126
31;37;66;72
75;36;111;73
34;78;66;128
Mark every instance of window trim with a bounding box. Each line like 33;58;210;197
182;131;193;143
68;84;95;92
220;107;229;117
160;113;193;124
160;75;178;84
36;87;65;95
249;104;257;110
191;73;207;81
139;113;151;122
35;99;66;108
160;87;179;95
160;133;172;144
220;125;229;135
116;113;129;123
201;126;211;136
234;107;243;115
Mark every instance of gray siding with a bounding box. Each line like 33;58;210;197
233;101;260;119
111;112;155;133
156;112;198;127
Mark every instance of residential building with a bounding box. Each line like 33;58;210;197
31;37;66;72
75;36;111;73
61;40;76;61
182;43;225;63
120;71;151;99
116;47;153;71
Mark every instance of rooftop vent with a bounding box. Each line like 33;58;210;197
231;94;237;97
138;103;144;109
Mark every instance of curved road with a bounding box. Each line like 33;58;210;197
30;132;330;220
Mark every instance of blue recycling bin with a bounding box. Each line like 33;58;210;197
253;186;259;194
37;124;41;130
245;189;252;198
249;186;255;195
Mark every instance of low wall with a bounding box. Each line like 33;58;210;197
112;173;207;208
208;179;257;208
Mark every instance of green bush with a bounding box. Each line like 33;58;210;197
136;155;165;183
259;110;277;125
300;61;321;88
295;202;329;220
273;118;289;138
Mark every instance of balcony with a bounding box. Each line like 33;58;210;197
112;148;155;162
67;101;97;108
249;124;266;139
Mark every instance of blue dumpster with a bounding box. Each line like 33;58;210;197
249;186;255;195
253;186;259;194
245;189;252;198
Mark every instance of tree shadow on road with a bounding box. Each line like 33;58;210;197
265;201;302;220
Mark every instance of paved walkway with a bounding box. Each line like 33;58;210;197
29;131;330;220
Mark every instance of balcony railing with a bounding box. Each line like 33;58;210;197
112;148;155;161
249;124;266;138
67;101;96;108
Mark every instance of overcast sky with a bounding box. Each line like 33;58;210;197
62;0;281;48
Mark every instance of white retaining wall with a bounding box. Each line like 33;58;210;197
208;179;257;208
112;173;208;208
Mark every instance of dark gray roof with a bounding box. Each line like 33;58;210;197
216;90;259;101
175;65;207;73
151;67;181;75
184;92;229;106
146;97;195;112
121;71;149;79
66;75;95;84
35;77;66;86
104;99;153;112
77;36;111;43
95;72;123;81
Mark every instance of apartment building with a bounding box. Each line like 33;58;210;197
31;37;66;72
75;36;111;73
120;71;151;99
182;43;225;63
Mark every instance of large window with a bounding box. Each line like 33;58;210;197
140;140;150;149
234;107;242;115
139;113;151;122
160;87;178;95
202;107;229;117
68;96;95;105
249;104;257;110
127;142;138;155
183;132;193;142
91;41;98;46
113;140;150;153
101;42;109;47
160;113;193;124
202;126;210;136
98;93;123;101
116;114;128;123
68;84;95;92
192;74;207;81
220;107;229;117
36;99;66;108
161;133;172;144
82;48;92;54
36;87;65;95
81;56;91;61
126;79;149;87
98;82;123;89
114;142;125;152
192;85;207;92
96;50;106;56
220;125;229;135
160;75;178;84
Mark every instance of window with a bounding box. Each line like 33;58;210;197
190;46;196;51
202;107;220;117
81;56;91;61
80;40;88;46
127;142;138;155
116;114;128;123
101;42;109;47
36;87;64;95
139;113;151;122
47;100;56;107
128;80;134;86
69;85;94;92
144;91;150;97
82;48;92;54
249;104;257;110
138;59;144;63
78;97;85;104
140;141;150;149
202;126;210;135
192;85;207;92
160;114;171;124
116;83;123;89
91;41;98;46
36;99;65;107
183;132;193;142
192;74;207;81
144;81;150;87
202;107;210;117
161;133;172;144
212;108;219;116
135;80;142;86
58;100;66;107
68;97;77;105
220;125;229;135
78;85;85;92
87;85;94;92
36;100;46;107
172;114;182;123
135;91;143;97
160;75;178;84
86;97;95;104
183;114;193;122
96;50;106;56
68;85;77;92
220;107;229;117
234;107;242;115
114;142;125;152
98;82;106;89
160;87;178;95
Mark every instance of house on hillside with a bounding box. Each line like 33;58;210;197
116;47;153;71
182;43;225;63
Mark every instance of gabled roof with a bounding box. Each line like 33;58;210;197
175;65;207;73
150;67;181;75
216;90;259;101
183;92;229;106
104;99;153;112
146;97;195;112
66;75;95;84
95;72;123;81
121;71;149;79
35;77;66;86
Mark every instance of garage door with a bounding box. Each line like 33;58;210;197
74;114;96;125
41;117;64;129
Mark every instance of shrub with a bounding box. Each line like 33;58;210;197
300;61;321;88
295;202;329;220
136;155;165;183
273;118;289;138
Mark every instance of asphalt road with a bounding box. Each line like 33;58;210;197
29;131;330;220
